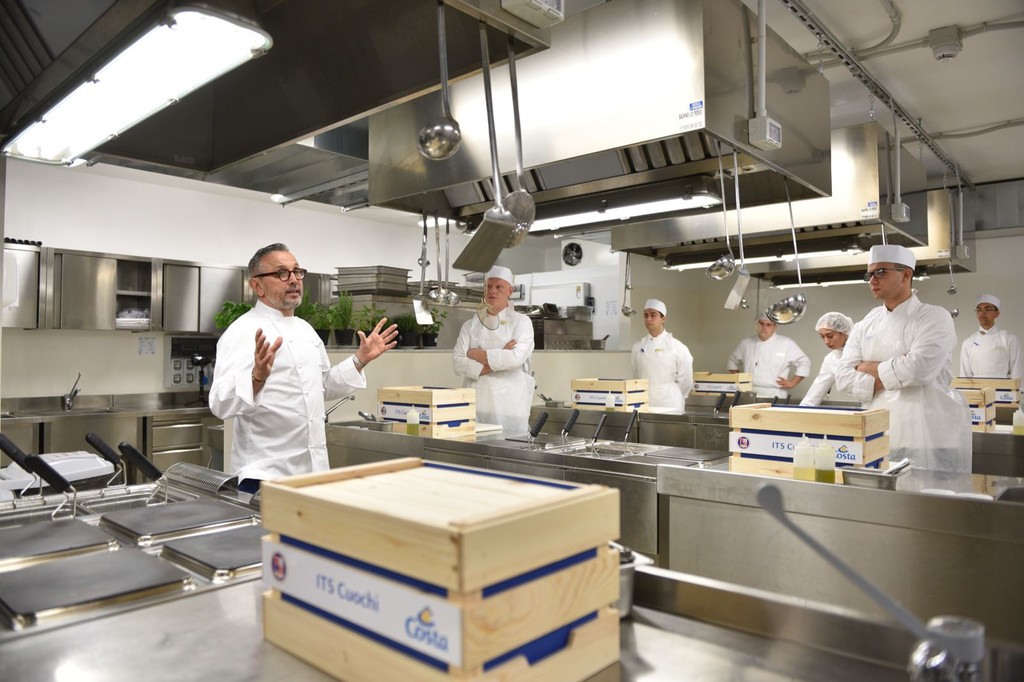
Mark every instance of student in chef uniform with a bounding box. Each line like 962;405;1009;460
833;244;971;473
727;313;811;400
452;266;535;435
960;294;1023;380
210;243;398;491
799;311;858;406
631;299;694;414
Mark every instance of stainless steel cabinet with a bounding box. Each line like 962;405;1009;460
199;267;244;333
161;263;244;333
2;245;40;329
56;253;117;330
42;414;142;457
147;414;221;472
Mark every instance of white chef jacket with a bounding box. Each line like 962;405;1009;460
453;307;535;436
209;300;365;481
631;331;693;414
799;349;859;406
833;294;971;473
960;325;1023;379
727;334;811;399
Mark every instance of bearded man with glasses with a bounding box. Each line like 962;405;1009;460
211;243;398;491
833;244;972;475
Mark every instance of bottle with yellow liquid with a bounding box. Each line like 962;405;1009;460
814;441;836;484
406;408;420;436
792;434;815;481
1013;406;1024;436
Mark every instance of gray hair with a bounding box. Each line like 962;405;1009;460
248;243;289;277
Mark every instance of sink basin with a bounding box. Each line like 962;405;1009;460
995;487;1024;503
330;420;395;433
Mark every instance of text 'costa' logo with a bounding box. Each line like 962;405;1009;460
271;552;287;580
405;607;449;652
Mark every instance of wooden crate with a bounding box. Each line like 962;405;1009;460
953;377;1020;408
378;386;476;439
570;378;648;412
729;403;889;467
728;455;887;480
691;372;753;394
260;458;620;679
956;387;997;432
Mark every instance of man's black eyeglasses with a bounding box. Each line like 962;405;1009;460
862;267;907;282
253;268;308;281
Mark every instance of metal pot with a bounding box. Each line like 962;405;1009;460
590;339;606;350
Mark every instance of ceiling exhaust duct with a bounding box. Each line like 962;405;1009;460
368;0;832;234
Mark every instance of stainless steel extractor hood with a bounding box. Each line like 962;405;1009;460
368;0;833;229
614;122;932;267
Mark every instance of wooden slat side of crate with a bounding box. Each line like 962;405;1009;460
573;403;649;413
410;420;478;439
691;372;753;394
729;403;889;439
730;431;890;467
953;377;1020;406
955;387;997;431
260;459;620;593
263;533;618;671
570;378;647;393
378;386;477;406
264;591;620;681
571;378;648;411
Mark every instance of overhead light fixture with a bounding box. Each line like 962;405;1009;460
271;170;368;207
530;180;722;233
2;6;272;165
664;248;859;272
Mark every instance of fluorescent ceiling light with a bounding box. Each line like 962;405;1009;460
530;194;721;233
3;8;272;165
663;249;863;272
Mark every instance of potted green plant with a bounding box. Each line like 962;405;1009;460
308;303;333;344
329;292;354;346
213;301;253;330
418;306;448;347
352;303;386;339
393;313;420;347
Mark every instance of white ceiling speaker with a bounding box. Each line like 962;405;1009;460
928;26;963;62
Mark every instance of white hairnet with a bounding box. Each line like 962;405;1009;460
815;311;854;334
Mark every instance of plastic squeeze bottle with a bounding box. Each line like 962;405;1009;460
605;393;617;411
1014;402;1024;435
814;440;836;484
792;434;815;481
406;408;420;436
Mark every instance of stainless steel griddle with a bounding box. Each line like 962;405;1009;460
0;519;117;572
160;525;266;582
99;499;258;546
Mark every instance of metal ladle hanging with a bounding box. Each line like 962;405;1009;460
620;252;637;317
706;140;736;280
442;219;461;305
428;214;444;302
417;0;462;160
503;35;535;247
764;179;807;324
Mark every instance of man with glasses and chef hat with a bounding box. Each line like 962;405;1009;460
631;299;694;414
210;243;398;492
453;265;535;435
960;294;1023;380
833;244;972;473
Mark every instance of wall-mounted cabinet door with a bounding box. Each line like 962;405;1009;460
163;264;200;332
2;246;40;329
199;267;244;333
59;253;116;330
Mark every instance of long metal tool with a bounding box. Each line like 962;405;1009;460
724;149;750;310
452;23;516;273
413;212;435;325
503;34;535;247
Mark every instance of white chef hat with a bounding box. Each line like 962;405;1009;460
815;311;854;334
757;310;772;322
868;244;916;269
485;265;514;285
976;294;1001;309
643;299;667;316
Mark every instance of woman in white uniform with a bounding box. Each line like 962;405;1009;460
452;266;535;435
960;294;1023;380
631;299;693;414
800;312;858;406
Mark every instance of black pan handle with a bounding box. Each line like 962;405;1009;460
117;442;163;482
732;389;742;407
623;408;639;443
561;408;580;437
591;413;608;443
85;432;122;468
24;455;73;494
529;411;549;439
713;393;727;413
0;432;30;467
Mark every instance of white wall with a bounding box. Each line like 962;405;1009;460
3;158;1023;404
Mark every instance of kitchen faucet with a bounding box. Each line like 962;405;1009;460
63;373;82;411
324;395;356;422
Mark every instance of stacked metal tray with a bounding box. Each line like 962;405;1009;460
334;265;410;296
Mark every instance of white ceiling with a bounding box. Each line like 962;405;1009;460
737;0;1024;188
